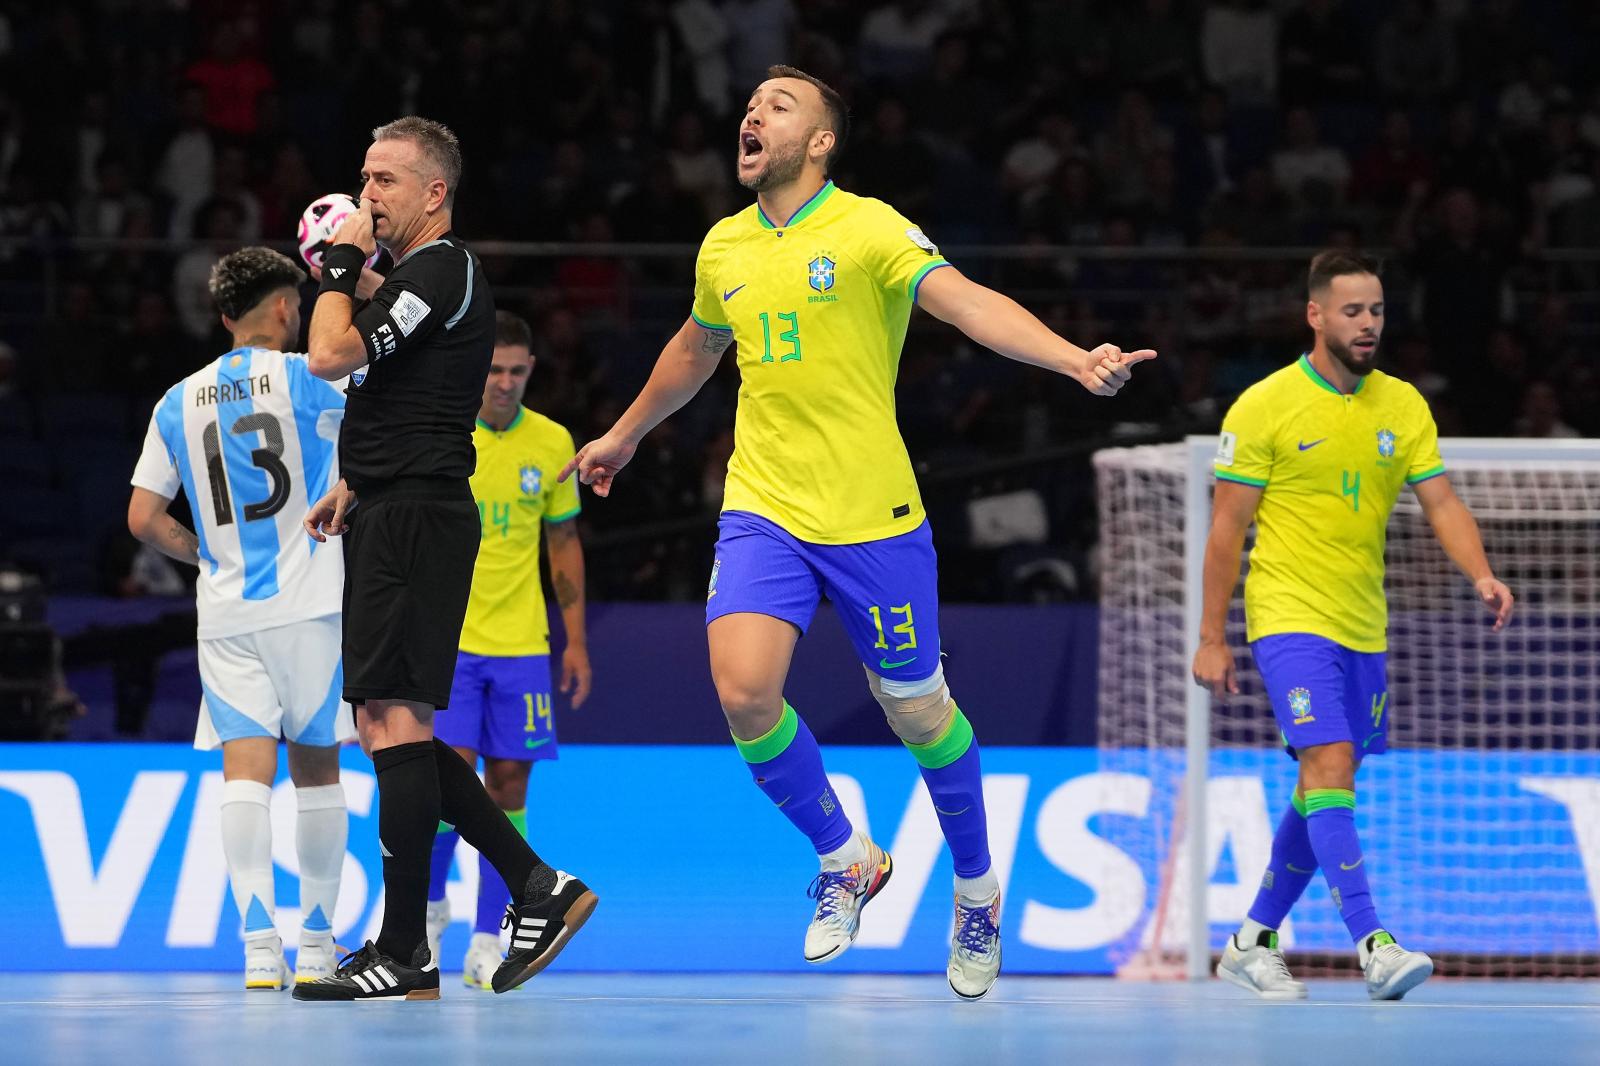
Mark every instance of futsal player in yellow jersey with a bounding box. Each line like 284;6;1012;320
426;310;592;988
562;65;1155;1000
1194;250;1515;1002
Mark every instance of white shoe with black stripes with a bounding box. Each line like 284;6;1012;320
291;940;440;1002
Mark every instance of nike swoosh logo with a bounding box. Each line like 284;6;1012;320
775;795;792;808
524;737;552;750
1340;857;1364;871
1286;863;1315;874
723;284;746;300
879;657;916;669
934;805;971;817
1298;438;1328;451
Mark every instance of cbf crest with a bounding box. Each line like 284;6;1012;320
1377;428;1397;458
520;465;542;495
1288;686;1315;724
808;255;836;293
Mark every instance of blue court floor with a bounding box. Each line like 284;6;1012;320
4;973;1598;1065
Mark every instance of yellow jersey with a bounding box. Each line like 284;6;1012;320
690;181;951;544
459;408;581;657
1215;355;1446;652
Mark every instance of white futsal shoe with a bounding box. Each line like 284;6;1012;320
245;937;290;991
1216;928;1307;1000
463;932;503;990
1361;931;1433;1001
803;835;894;964
295;936;338;985
947;891;1002;1000
425;897;450;970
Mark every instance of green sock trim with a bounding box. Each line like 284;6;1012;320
904;704;973;769
436;820;455;834
1290;792;1308;818
733;702;799;764
505;807;527;839
1369;930;1395;948
1304;788;1356;814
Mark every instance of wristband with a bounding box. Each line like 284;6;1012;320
318;243;366;297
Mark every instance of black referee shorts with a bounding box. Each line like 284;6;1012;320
341;477;479;709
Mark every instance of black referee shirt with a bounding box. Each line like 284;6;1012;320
339;233;494;491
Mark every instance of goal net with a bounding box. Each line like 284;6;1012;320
1094;437;1600;979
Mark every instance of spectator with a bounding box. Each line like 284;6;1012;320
1375;0;1457;102
1513;380;1581;439
171;198;244;342
1498;52;1571;141
846;98;935;219
666;112;729;226
725;0;797;94
156;84;215;239
914;32;997;153
1208;164;1295;246
1110;0;1196;100
1201;0;1278;106
183;21;276;139
1279;0;1366;106
75;152;144;240
1001;112;1087;213
1095;90;1175;209
1269;106;1349;207
669;0;732;117
1351;109;1434;213
859;0;949;83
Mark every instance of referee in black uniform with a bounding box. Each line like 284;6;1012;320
294;117;596;1002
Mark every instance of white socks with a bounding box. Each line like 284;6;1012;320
220;779;276;943
1238;917;1274;948
954;869;1000;907
295;783;347;945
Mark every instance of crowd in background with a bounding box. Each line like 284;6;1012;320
1;0;1598;603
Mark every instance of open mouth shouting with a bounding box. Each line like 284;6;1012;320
739;130;765;170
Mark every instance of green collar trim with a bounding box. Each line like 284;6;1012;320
1299;353;1365;395
477;407;524;434
756;180;836;230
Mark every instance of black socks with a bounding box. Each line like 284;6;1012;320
371;741;439;961
432;738;548;901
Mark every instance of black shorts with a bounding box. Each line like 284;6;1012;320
341;478;479;708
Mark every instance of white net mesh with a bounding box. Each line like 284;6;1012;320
1094;439;1600;978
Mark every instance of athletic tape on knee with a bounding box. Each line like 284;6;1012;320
867;665;961;752
296;783;345;811
222;779;272;807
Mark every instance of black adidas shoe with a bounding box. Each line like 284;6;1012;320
491;870;598;993
292;940;440;1002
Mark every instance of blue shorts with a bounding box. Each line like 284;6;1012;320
1251;633;1389;759
436;652;558;761
706;510;941;685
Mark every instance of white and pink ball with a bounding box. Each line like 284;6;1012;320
296;193;380;270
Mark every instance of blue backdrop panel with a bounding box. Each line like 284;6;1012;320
1;744;1597;972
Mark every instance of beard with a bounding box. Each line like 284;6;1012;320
737;136;808;192
1327;334;1379;376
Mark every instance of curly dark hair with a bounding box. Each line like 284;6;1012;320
208;246;304;320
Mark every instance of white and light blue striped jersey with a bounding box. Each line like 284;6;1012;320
132;347;347;639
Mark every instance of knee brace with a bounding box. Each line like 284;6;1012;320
866;664;954;746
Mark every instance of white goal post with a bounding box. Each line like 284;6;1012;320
1095;437;1600;980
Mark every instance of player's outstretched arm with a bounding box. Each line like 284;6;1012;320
1192;479;1264;697
914;265;1156;396
1413;475;1514;630
558;316;731;497
127;487;200;566
546;518;592;709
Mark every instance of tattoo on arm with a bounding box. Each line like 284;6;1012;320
165;521;200;562
699;330;733;356
553;571;580;610
546;519;577;544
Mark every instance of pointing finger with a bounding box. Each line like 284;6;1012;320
1121;349;1159;364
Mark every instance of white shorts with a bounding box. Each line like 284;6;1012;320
195;614;355;751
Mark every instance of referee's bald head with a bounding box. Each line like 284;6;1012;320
371;116;462;209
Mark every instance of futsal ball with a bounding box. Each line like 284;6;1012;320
296;193;379;270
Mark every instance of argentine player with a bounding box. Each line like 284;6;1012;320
425;310;592;987
1194;250;1515;1001
563;66;1154;999
128;247;354;990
